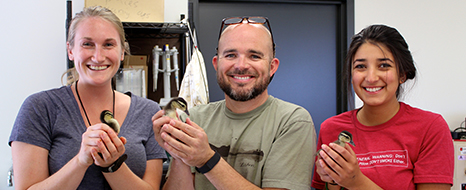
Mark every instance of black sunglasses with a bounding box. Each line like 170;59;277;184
217;16;275;53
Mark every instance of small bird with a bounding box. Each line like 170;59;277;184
333;130;355;147
163;97;190;122
317;130;355;158
100;110;120;133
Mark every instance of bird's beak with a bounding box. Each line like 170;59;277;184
175;108;190;123
349;140;355;146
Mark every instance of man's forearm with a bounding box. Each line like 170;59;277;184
204;158;286;190
163;158;195;190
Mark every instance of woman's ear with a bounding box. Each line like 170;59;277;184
121;42;128;61
67;42;74;60
399;74;407;84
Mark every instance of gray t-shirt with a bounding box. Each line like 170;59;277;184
9;86;166;189
190;96;316;190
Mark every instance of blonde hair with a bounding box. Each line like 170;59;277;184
62;6;128;86
61;68;79;86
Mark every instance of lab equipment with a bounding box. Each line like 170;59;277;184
152;44;180;106
115;68;146;98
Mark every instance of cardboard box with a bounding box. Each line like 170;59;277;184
124;55;147;66
85;0;164;23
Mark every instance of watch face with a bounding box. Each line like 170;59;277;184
108;166;115;172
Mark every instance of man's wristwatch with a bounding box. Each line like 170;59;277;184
99;154;128;173
195;151;221;174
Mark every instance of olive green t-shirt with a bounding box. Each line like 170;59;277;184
190;96;316;190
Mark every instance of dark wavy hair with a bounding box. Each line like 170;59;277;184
345;24;416;101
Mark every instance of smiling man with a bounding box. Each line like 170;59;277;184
152;16;316;190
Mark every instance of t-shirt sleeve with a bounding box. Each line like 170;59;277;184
262;108;316;190
9;92;53;150
145;127;167;160
311;118;331;190
140;99;167;161
413;115;454;185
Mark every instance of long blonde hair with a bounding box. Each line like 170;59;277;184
61;6;129;86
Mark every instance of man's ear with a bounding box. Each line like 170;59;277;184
212;55;219;71
269;58;280;77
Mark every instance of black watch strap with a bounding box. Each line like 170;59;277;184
100;154;128;173
196;151;221;174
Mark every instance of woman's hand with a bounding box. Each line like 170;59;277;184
78;123;126;168
316;142;371;189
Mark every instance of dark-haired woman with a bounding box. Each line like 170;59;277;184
312;24;453;190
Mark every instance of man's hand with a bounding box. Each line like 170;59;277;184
160;118;215;168
152;110;171;149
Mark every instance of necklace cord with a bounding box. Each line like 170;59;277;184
75;80;115;126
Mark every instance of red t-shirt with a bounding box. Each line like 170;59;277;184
312;102;454;189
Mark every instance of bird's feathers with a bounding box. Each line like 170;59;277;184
100;110;120;133
316;130;355;157
163;97;190;122
336;130;355;147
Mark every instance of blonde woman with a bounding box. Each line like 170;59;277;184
9;6;165;190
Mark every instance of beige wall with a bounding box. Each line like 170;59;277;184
355;0;466;129
0;1;464;189
0;1;187;189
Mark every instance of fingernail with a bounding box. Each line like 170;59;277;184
321;144;328;149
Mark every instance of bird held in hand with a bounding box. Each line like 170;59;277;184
317;130;355;158
100;110;120;133
163;97;190;122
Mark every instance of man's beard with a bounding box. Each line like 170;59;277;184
217;69;270;102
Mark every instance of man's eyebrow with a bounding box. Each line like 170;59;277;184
221;49;237;54
248;49;264;56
